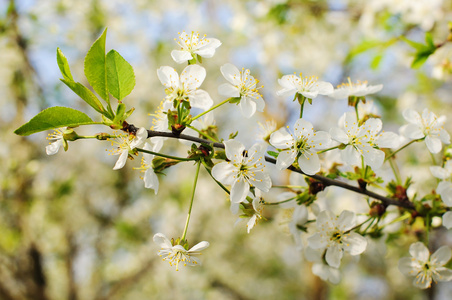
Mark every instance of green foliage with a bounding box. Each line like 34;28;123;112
84;28;109;101
106;50;135;101
402;32;437;68
60;79;109;116
14;106;94;136
56;48;73;81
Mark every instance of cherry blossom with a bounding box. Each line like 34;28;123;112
45;127;67;155
153;233;209;271
307;210;367;268
277;73;333;99
218;63;265;118
157;65;213;110
330;112;399;170
270;118;331;175
108;127;147;170
400;108;450;153
398;242;452;289
171;31;221;64
212;140;272;203
329;78;383;99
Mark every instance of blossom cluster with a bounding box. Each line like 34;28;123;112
41;31;452;288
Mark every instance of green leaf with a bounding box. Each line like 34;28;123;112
60;79;111;117
370;53;383;70
56;48;73;81
14;106;95;136
106;50;135;101
400;36;426;51
84;28;108;101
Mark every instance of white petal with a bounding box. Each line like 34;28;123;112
326;244;343;268
403;108;421;124
316;210;335;228
276;149;297;170
293;119;314;140
341;145;361;166
223;139;245;162
230;179;250;203
413;276;432;289
191;89;213;110
309;131;332;150
189;241;210;252
361;147;385;170
430;166;450;180
113;151;128;170
195;38;221;57
431;246;452;266
437;181;452;206
343;232;367;255
157;66;179;88
439;129;451;144
218;83;240;97
433;268;452;282
181;65;206;90
249;171;272;192
211;162;236;185
400;124;424;139
443;211;452;229
239;97;257;118
298;152;320;175
409;242;430;262
375;132;400;148
46;141;62;155
144;169;159;194
153;233;172;249
330;127;349;144
425;135;442;153
307;233;327;250
269;128;294;149
398;257;417;276
337;210;356;231
313;81;334;95
170;50;193;64
246;214;258;233
220;63;241;85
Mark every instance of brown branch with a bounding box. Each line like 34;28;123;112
136;129;415;210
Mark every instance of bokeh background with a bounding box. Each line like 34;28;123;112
2;0;452;299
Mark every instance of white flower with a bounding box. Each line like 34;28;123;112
398;242;452;289
45;127;67;155
307;210;367;268
443;211;452;229
329;78;383;99
277;73;333;99
212;140;272;204
400;108;450;153
270;119;331;175
171;31;221;64
330;112;399;170
153;233;209;271
305;246;341;284
108;127;147;170
157;65;213;110
218;63;265;118
245;193;264;233
137;138;164;194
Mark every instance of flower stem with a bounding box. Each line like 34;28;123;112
136;148;195;161
186;124;218;142
388;157;402;185
202;161;230;194
384;139;420;162
191;98;232;122
299;95;306;119
317;145;340;154
262;196;297;206
181;161;201;241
